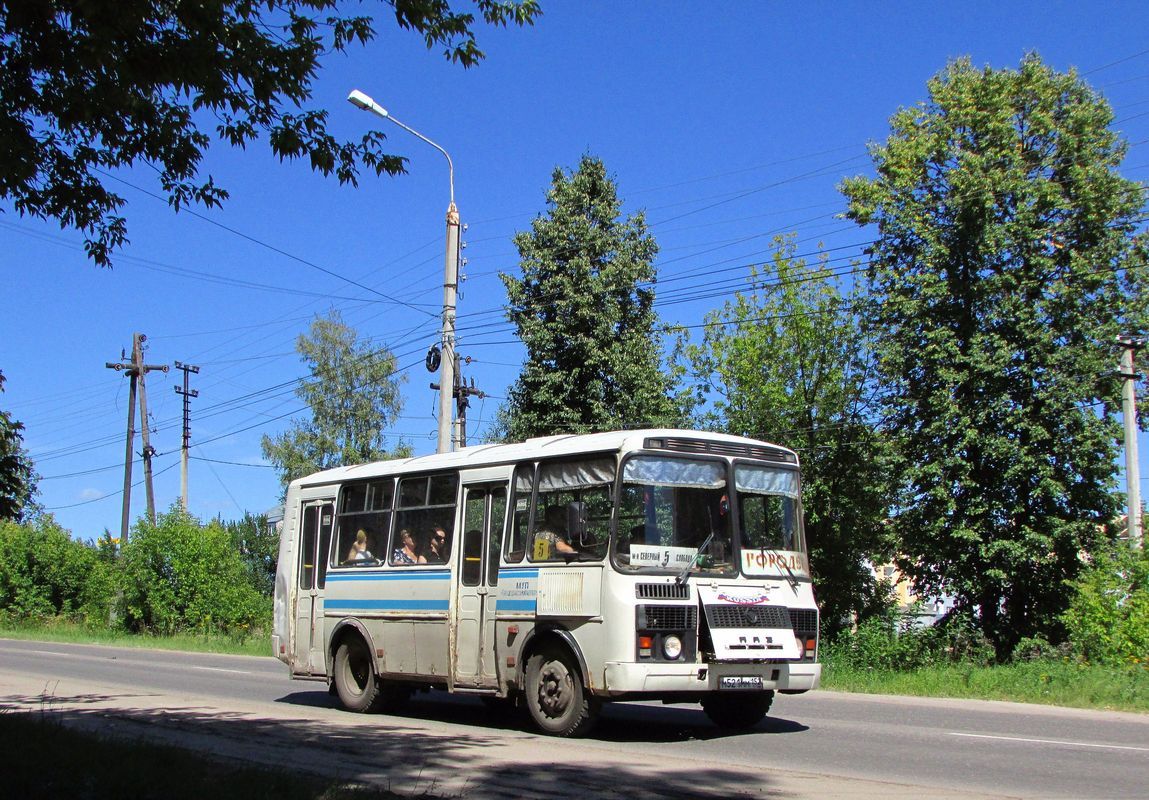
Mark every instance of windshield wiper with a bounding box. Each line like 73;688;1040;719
763;547;801;591
676;532;715;586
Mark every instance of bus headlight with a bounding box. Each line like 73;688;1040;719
663;634;683;660
794;636;805;659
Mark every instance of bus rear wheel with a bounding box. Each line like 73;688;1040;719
702;690;774;729
334;637;383;713
525;644;599;737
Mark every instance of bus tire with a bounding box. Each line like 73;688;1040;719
702;690;774;729
524;644;599;737
333;637;383;713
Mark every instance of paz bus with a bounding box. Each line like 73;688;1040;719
272;429;820;736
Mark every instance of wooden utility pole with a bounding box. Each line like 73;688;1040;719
1118;335;1144;550
174;362;200;508
106;333;168;540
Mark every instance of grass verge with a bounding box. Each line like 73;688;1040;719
822;659;1149;713
0;709;400;800
0;617;269;657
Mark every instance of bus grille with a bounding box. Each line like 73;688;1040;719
637;605;697;630
788;608;818;633
706;604;792;629
636;583;690;600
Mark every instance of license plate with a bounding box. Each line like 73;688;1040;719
719;675;762;690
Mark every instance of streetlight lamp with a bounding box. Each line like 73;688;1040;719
348;89;460;454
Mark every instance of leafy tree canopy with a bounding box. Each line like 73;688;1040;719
0;371;37;522
679;236;894;633
840;54;1148;657
0;0;540;265
262;309;410;491
497;155;681;441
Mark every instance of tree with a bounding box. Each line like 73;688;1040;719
498;155;681;441
0;515;96;617
262;309;409;490
119;504;268;635
222;511;277;597
679;236;893;634
840;54;1149;658
0;0;540;265
0;371;37;521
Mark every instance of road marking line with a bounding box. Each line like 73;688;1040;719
949;732;1149;753
189;666;253;675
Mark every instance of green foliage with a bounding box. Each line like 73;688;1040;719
840;54;1148;658
824;614;994;673
0;371;37;521
823;655;1149;712
262;309;410;492
677;236;894;634
1063;545;1149;666
0;515;96;618
0;0;540;266
222;511;278;597
119;505;269;635
498;155;682;440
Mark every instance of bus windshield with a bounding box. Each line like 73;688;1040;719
735;463;808;578
613;455;735;576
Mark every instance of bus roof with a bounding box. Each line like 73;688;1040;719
288;428;798;491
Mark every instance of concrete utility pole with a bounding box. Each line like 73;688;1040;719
174;362;200;509
347;89;460;453
1118;335;1144;550
106;333;168;540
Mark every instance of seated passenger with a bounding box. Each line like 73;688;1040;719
425;525;449;562
393;528;426;565
346;529;374;562
532;505;577;559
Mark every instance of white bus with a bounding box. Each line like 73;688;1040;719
272;429;820;736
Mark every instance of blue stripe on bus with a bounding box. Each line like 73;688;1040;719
326;599;449;611
499;569;540;578
495;599;537;611
326;571;450;582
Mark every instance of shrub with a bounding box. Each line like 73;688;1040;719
0;515;96;618
823;611;993;672
1062;544;1149;666
119;505;270;636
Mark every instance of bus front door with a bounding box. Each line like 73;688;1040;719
452;484;507;689
292;500;334;676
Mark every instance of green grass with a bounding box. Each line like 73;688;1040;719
0;617;270;657
0;710;401;800
822;658;1149;713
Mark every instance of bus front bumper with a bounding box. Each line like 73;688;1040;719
602;660;821;695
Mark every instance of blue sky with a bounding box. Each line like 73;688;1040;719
3;2;1148;540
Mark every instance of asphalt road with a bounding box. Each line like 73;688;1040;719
1;638;1146;798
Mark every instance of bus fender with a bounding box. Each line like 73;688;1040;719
518;625;592;691
328;618;380;675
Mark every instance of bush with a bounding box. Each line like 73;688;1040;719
823;612;994;672
119;505;270;636
0;515;97;618
1062;544;1149;666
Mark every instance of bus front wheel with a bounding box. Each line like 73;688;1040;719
524;644;599;737
334;637;383;713
702;690;774;729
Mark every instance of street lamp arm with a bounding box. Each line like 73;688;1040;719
347;89;454;207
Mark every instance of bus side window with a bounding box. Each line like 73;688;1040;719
505;464;533;563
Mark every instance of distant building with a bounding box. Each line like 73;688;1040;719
867;560;955;628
